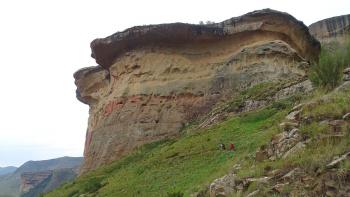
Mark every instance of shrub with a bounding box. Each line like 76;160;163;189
80;177;103;193
309;38;350;89
309;48;344;89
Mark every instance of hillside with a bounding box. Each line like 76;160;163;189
0;157;82;197
45;79;350;196
46;9;350;197
0;167;17;176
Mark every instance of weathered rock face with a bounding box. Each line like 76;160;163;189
309;14;350;43
75;9;320;173
20;171;52;193
20;168;79;197
0;157;82;197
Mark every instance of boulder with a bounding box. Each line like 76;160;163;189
326;152;350;168
209;174;237;197
343;112;350;120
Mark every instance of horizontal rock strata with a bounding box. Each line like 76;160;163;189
309;14;350;43
75;9;320;173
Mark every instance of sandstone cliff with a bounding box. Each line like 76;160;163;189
75;9;320;173
309;14;350;43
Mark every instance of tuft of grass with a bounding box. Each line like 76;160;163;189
223;80;300;113
302;89;350;121
167;191;184;197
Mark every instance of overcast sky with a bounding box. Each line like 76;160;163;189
0;0;349;167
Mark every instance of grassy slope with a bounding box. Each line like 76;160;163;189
46;97;294;197
45;38;350;196
233;87;350;196
46;83;350;197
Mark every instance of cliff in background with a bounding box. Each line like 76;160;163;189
74;9;320;173
20;168;78;197
0;157;82;197
309;14;350;43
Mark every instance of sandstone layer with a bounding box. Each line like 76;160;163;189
75;9;320;173
309;14;350;43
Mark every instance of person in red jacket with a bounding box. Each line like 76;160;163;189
229;143;235;151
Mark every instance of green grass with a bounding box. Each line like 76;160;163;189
302;90;350;121
46;78;350;197
230;87;350;196
45;100;292;197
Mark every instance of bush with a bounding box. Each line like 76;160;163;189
309;38;350;89
309;48;344;89
80;177;103;193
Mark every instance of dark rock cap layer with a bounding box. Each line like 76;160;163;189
90;9;320;68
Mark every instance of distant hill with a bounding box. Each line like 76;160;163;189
20;168;79;197
0;167;17;176
0;157;82;197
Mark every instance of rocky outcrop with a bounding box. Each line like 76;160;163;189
91;9;319;68
0;157;82;197
209;165;350;197
208;94;350;197
255;105;308;162
20;168;78;197
75;9;320;173
20;171;52;193
309;14;350;43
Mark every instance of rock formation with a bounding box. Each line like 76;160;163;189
20;168;79;197
75;9;320;173
0;157;82;197
208;79;350;197
20;171;53;193
309;14;350;43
